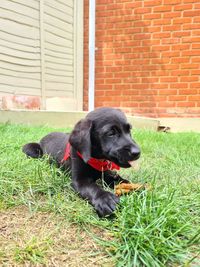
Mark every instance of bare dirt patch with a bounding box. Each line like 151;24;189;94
0;207;113;267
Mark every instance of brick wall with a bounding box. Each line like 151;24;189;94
84;0;200;117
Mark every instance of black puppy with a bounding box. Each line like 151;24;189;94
22;107;140;217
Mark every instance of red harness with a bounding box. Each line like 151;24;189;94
62;142;120;172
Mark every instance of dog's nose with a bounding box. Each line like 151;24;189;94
129;146;140;159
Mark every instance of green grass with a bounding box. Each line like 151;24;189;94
0;123;200;266
14;236;52;264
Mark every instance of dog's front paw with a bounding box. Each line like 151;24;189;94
94;191;120;217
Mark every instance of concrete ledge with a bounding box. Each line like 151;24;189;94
159;118;200;132
2;110;199;132
127;115;159;131
0;110;160;131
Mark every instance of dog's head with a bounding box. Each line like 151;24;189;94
69;107;140;168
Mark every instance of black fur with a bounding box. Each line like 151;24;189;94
22;107;140;217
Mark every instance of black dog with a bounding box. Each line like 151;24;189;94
22;107;140;217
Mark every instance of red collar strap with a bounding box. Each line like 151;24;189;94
62;142;120;172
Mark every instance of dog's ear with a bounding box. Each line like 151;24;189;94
69;119;93;163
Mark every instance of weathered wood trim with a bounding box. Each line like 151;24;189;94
73;0;83;110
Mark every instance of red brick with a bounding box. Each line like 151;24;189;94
183;24;200;30
152;58;170;64
152;45;170;51
159;89;178;95
190;83;200;88
164;0;181;4
106;3;123;10
153;96;168;101
171;58;190;63
184;10;200;17
171;44;190;50
134;33;151;40
144;0;162;7
153;32;171;39
132;71;150;77
160;77;178;82
170;83;188;89
105;78;122;84
188;95;200;101
180;76;199;82
124;28;142;34
139;102;157;108
115;22;132;29
168;95;187;101
115;60;131;66
96;78;105;84
95;90;105;96
152;84;169;89
123;54;141;60
133;84;150;90
165;64;180;70
115;84;132;90
179;89;198;95
123;41;141;47
114;72;130;78
153;19;171;25
134;7;152;14
173;18;191;24
191;70;200;75
124;2;142;8
98;0;113;4
153;6;172;12
151;70;169;76
158;102;176;108
124;15;141;22
163;12;181;18
194;17;200;23
97;11;114;17
142;77;159;83
83;0;200;117
192;43;200;49
162;51;180;57
122;102;139;108
123;90;140;95
144;13;161;20
104;90;122;96
173;31;191;37
192;57;200;63
192;30;200;36
162;38;180;44
96;84;113;90
174;4;193;10
148;26;162;33
106;66;122;72
163;25;181;31
182;37;200;43
181;63;199;69
177;102;196;107
104;53;123;60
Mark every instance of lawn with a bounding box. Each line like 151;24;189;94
0;123;200;266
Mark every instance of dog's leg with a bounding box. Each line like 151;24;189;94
72;178;119;217
70;154;119;217
103;170;130;189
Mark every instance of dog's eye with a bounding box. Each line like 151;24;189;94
107;130;116;137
